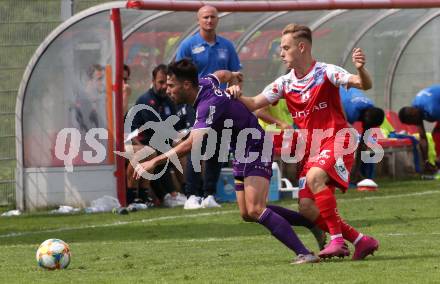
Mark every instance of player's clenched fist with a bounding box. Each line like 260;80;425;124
352;48;366;69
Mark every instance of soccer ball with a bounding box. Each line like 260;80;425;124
36;239;71;270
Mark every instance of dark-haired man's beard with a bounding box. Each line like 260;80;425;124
156;88;167;98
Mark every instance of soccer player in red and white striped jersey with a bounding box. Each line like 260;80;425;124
237;23;379;260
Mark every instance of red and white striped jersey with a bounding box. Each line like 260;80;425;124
262;61;354;153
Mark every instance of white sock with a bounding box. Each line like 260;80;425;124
330;234;343;240
353;233;364;245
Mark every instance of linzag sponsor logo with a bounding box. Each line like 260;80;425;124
54;107;385;179
291;102;328;118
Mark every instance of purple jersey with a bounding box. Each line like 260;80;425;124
193;74;272;183
193;74;263;149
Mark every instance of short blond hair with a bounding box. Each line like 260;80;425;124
282;24;312;43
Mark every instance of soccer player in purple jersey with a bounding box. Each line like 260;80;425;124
134;59;319;264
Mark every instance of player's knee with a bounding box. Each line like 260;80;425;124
306;169;327;192
247;207;264;221
305;175;320;191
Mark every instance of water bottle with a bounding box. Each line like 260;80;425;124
270;162;281;201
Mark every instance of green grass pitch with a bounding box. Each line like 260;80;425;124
0;179;439;283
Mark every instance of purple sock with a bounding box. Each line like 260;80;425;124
258;208;310;255
267;204;315;229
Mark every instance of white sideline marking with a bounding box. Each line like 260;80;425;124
0;210;236;239
111;232;440;245
339;190;440;202
0;190;439;239
142;232;440;245
3;232;440;248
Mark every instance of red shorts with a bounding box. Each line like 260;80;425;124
297;138;355;200
273;130;299;156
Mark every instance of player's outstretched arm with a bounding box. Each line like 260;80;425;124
348;48;373;91
213;70;243;85
238;93;272;113
220;71;271;112
133;131;197;180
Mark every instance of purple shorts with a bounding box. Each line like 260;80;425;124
233;158;272;191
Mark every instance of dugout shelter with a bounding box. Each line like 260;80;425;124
16;0;440;210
